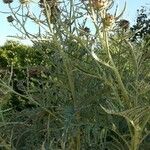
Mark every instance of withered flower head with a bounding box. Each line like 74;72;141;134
118;19;130;30
3;0;13;4
79;27;90;36
42;5;60;24
39;0;57;8
91;0;110;10
7;15;14;22
83;27;90;33
19;0;30;4
103;13;115;27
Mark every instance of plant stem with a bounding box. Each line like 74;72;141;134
131;126;141;150
55;7;81;147
125;40;139;106
103;30;130;107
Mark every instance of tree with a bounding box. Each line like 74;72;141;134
131;6;150;41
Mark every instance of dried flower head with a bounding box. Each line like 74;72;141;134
39;0;57;8
3;0;13;4
84;27;90;33
7;15;14;22
42;5;60;24
118;19;130;31
19;0;30;4
79;27;90;36
91;0;112;10
39;0;59;24
102;13;115;27
29;67;41;77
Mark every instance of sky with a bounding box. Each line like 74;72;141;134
0;0;149;45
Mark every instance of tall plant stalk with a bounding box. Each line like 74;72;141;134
103;29;130;107
131;126;141;150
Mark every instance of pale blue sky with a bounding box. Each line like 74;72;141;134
0;0;149;45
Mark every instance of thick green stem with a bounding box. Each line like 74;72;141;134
125;40;139;106
63;57;81;150
103;30;130;107
131;126;141;150
56;36;81;150
63;58;81;150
